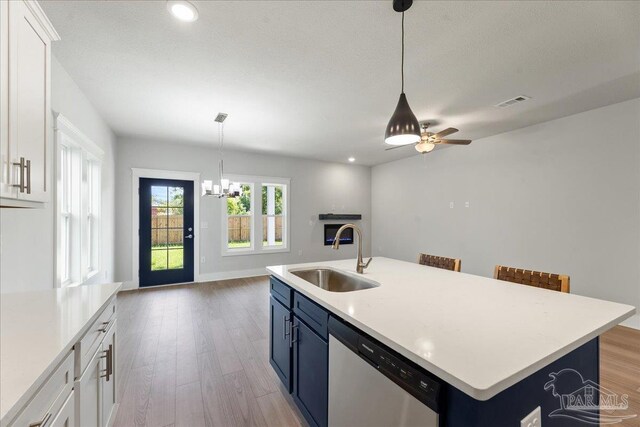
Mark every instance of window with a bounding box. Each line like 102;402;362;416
262;183;284;247
86;159;101;275
55;115;104;287
60;146;71;284
226;183;253;250
222;176;289;256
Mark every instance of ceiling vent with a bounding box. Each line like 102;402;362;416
494;95;531;108
214;113;228;123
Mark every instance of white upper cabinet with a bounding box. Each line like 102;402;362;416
0;0;59;207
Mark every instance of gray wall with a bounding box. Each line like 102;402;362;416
372;98;640;326
114;138;371;285
0;57;117;293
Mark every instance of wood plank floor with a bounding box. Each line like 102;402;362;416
600;325;640;427
114;277;304;427
114;276;639;427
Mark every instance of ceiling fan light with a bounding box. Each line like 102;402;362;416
385;93;421;145
415;141;435;153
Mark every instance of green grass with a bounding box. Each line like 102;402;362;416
151;246;183;270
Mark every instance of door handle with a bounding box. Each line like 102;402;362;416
185;234;193;239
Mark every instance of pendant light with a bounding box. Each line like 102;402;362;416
384;0;421;146
201;113;241;198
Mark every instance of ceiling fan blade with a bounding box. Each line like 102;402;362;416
385;144;415;151
434;127;459;138
437;139;472;145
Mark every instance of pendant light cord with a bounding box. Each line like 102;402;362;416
401;11;405;94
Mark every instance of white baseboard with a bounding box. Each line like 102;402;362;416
117;268;268;292
621;314;639;330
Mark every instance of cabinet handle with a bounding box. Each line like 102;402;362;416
25;159;31;194
11;157;25;193
283;316;290;340
29;412;51;427
290;323;299;347
98;320;110;333
100;344;113;381
107;343;113;381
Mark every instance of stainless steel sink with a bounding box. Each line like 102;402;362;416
289;268;379;292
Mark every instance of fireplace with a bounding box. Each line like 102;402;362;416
324;224;353;246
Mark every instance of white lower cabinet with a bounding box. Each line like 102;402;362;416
8;352;74;427
75;348;102;427
49;391;75;427
101;322;117;427
5;297;118;427
75;302;117;427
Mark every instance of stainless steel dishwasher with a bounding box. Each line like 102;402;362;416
328;317;442;427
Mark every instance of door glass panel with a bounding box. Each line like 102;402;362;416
169;187;184;207
153;228;169;247
150;184;184;271
168;249;184;269
168;229;183;247
151;248;168;271
152;186;168;206
168;207;183;228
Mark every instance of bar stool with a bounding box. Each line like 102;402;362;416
417;253;461;272
493;265;570;293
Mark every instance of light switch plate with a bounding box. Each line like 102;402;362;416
521;406;541;427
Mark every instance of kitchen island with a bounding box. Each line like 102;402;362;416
267;257;635;427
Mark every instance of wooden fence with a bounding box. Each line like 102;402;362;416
151;214;282;246
228;216;283;242
151;214;184;246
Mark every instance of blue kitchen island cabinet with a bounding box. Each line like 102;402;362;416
292;316;328;427
269;296;292;392
269;276;329;427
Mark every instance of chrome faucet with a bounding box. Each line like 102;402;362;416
332;223;372;274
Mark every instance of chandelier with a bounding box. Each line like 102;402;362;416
201;113;241;198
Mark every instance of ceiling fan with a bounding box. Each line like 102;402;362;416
386;123;473;154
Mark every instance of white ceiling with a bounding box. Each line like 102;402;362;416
43;1;640;166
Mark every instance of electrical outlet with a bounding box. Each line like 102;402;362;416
449;202;454;209
201;221;208;229
200;256;206;264
521;406;541;427
465;201;470;208
298;250;303;256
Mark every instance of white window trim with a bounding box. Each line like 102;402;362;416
54;113;104;288
221;174;290;257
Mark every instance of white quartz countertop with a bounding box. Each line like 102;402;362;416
267;258;635;401
0;282;121;425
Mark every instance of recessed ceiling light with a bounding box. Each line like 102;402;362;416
167;0;199;22
348;157;356;163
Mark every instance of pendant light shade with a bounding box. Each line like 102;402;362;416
384;1;420;146
385;93;421;145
